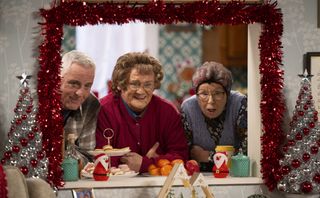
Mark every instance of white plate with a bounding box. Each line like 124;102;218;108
109;172;139;179
81;172;139;179
88;149;130;157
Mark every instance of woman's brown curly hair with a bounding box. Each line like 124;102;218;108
111;52;164;95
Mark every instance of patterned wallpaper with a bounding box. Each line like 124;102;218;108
157;25;202;100
0;1;320;192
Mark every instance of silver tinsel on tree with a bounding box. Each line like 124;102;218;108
1;73;48;179
277;73;320;194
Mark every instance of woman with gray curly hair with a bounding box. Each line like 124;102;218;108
181;61;247;171
96;52;188;173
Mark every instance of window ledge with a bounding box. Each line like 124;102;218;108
60;173;263;189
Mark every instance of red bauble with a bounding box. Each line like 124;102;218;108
302;153;310;162
298;111;304;116
12;145;20;153
28;132;35;140
295;133;302;141
303;104;308;110
281;166;290;175
4;151;12;159
291;159;300;169
185;160;200;176
287;139;295;147
303;128;310;135
300;181;313;193
314;116;318;121
313;173;320;183
309;95;313;100
310;146;318;154
32;126;38;132
308;122;315;128
37;151;45;160
20;166;29;175
20;138;28;147
303;86;308;91
30;159;38;167
26;108;32;113
15;119;22;125
21;114;27;120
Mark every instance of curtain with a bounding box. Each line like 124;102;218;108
76;22;159;98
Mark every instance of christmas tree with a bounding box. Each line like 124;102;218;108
277;73;320;194
1;73;48;179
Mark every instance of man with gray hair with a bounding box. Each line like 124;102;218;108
61;50;100;164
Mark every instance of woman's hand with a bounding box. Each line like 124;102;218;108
190;145;210;162
120;152;142;172
146;142;159;159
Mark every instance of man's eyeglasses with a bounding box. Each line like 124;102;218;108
197;91;225;101
128;81;155;91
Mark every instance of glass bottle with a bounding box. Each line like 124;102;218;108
61;134;79;181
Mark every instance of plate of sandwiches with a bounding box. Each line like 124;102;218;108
88;146;131;157
81;163;138;179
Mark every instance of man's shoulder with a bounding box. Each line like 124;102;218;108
85;93;100;107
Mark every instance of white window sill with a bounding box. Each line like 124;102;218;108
60;173;263;189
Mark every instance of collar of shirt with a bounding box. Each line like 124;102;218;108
61;105;83;125
121;97;143;119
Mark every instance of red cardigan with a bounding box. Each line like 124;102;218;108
96;93;188;173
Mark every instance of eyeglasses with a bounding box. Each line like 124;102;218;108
197;91;225;101
128;81;155;91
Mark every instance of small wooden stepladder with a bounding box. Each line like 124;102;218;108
158;163;215;198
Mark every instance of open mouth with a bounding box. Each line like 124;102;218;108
207;108;216;113
133;95;146;100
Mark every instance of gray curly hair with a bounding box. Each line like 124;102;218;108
192;61;233;94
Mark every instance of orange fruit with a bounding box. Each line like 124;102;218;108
156;159;170;168
148;164;157;172
171;159;184;166
160;164;173;176
149;167;161;176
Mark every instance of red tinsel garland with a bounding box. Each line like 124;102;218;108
0;165;8;198
38;0;284;190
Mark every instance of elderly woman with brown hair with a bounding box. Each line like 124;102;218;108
181;61;247;170
95;52;188;173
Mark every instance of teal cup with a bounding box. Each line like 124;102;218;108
62;158;79;181
230;152;250;177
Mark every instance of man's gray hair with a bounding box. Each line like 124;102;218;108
61;50;96;76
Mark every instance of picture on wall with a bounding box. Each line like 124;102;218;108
72;188;95;198
305;52;320;114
